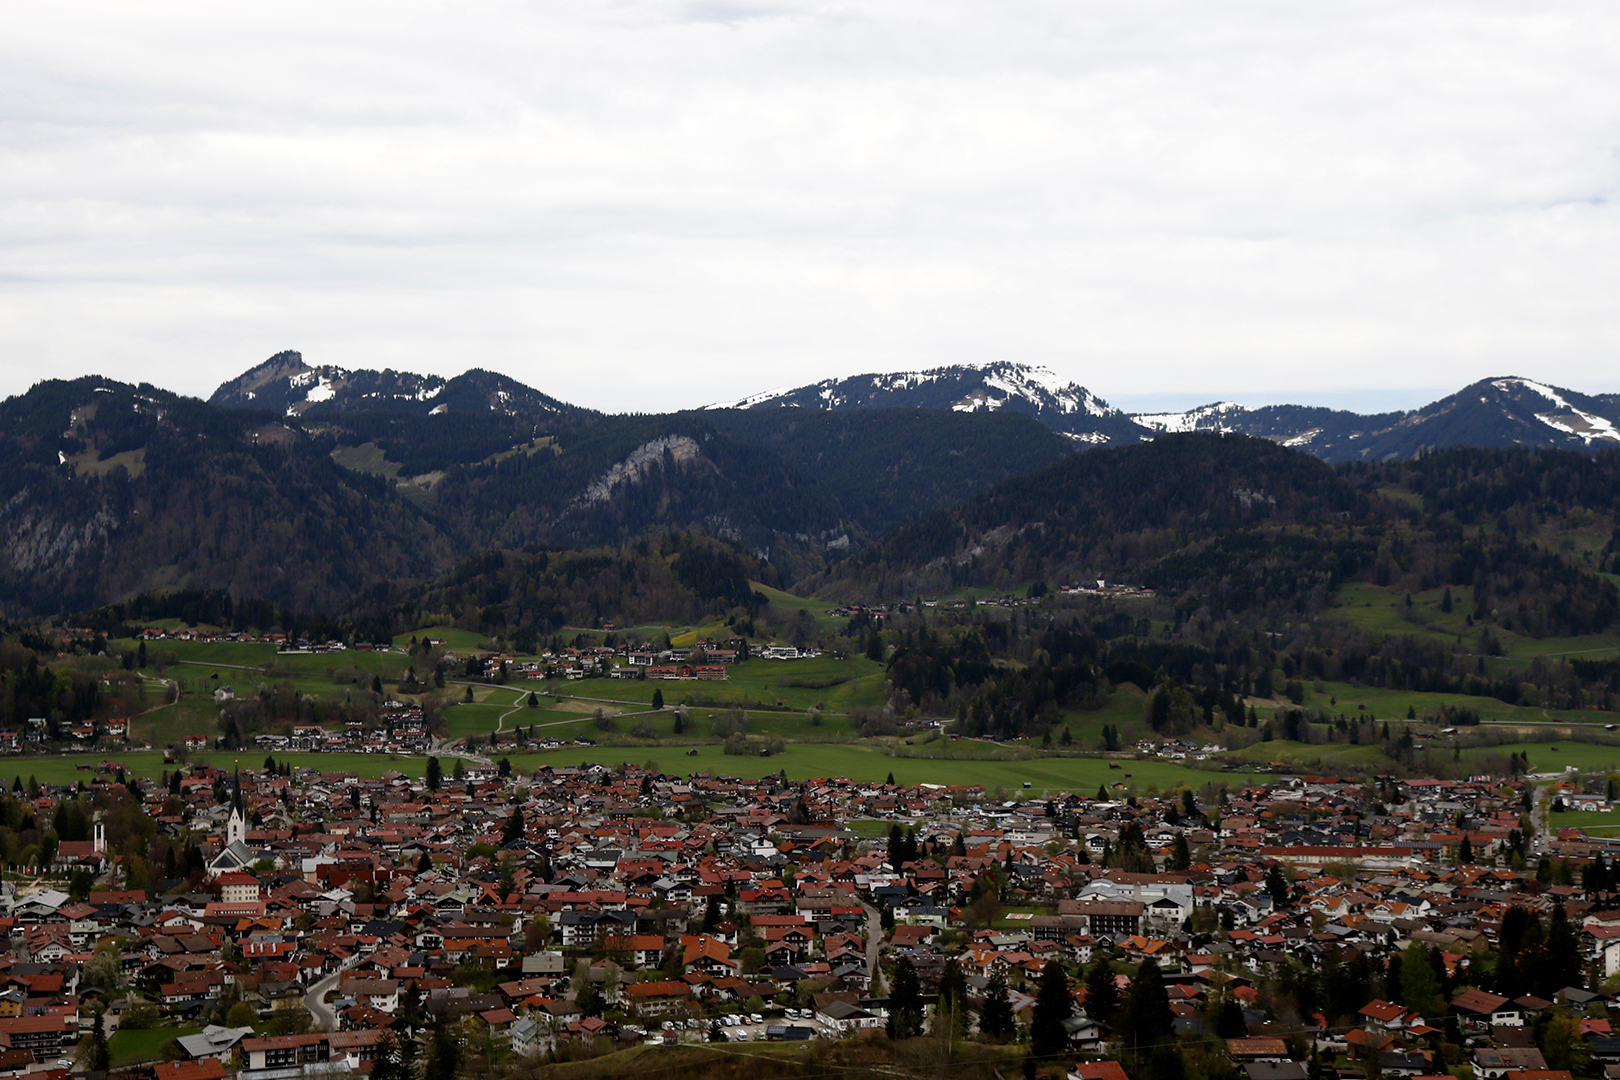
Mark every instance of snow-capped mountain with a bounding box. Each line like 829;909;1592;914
1133;401;1252;434
209;351;582;418
708;363;1620;463
1127;377;1620;463
708;361;1147;445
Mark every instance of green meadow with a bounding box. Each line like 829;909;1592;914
1285;678;1620;728
0;751;431;788
1548;807;1620;832
1332;582;1620;664
503;741;1230;794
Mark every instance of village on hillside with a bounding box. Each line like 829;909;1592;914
3;758;1620;1080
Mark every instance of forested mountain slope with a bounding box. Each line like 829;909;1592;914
0;373;1078;616
815;435;1620;641
0;378;453;616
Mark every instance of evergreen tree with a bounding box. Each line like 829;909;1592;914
1536;902;1584;998
502;807;525;844
1585;858;1610;895
1168;832;1191;871
1145;1047;1186;1080
1213;996;1247;1038
85;1009;110;1072
425;756;442;791
424;1021;460;1080
371;1034;406;1080
980;971;1016;1041
1117;957;1172;1059
1084;954;1120;1024
1264;863;1290;906
1400;942;1444;1016
1030;959;1074;1059
652;687;664;709
937;958;969;1037
886;956;924;1039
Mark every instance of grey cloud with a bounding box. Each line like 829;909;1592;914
1;2;1618;412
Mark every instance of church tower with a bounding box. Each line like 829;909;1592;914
228;806;245;847
93;821;105;855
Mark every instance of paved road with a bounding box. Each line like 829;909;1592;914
304;970;341;1032
860;902;882;979
1532;781;1552;855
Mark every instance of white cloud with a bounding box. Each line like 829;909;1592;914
2;1;1618;411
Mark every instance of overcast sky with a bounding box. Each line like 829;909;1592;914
3;2;1619;414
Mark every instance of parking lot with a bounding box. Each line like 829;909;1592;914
655;1009;829;1044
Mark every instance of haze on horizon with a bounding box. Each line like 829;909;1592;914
3;2;1619;415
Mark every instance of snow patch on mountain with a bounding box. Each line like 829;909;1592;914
1132;401;1249;433
707;386;800;410
1494;377;1620;445
705;361;1117;420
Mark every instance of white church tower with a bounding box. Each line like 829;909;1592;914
93;821;104;855
227;806;245;848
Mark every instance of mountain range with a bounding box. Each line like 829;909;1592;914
1;350;1616;618
200;350;1620;462
713;362;1620;463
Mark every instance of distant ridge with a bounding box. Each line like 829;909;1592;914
1128;376;1620;463
208;350;584;419
712;363;1620;464
706;361;1148;446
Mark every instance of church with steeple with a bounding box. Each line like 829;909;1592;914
207;806;255;878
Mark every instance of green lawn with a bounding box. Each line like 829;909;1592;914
1460;741;1620;772
0;751;433;787
392;626;498;652
502;741;1239;793
1214;736;1620;778
446;694;593;740
119;639;424;681
331;441;405;480
1054;685;1151;749
844;819;895;838
109;1025;199;1067
1294;679;1619;728
551;657;887;714
1331;582;1620;664
107;633;895;756
1223;741;1392;770
1549;807;1620;832
478;704;860;753
745;583;849;638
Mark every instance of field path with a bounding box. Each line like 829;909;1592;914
133;673;182;731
